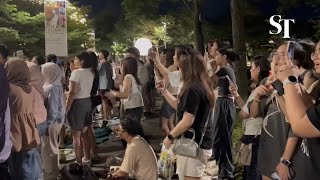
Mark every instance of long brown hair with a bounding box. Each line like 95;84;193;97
122;57;140;85
178;47;215;107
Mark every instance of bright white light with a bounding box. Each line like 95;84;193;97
134;38;152;56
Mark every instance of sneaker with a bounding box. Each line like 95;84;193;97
82;157;92;166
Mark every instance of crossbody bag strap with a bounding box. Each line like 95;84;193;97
198;108;213;147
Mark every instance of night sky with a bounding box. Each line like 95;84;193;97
72;0;318;22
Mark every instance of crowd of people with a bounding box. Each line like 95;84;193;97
0;39;320;180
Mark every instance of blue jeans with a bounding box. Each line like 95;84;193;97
9;148;41;180
36;121;47;138
36;121;47;179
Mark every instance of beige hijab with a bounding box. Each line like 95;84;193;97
5;58;32;93
26;61;45;97
41;62;63;86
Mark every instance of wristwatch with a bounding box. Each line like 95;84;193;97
280;157;292;166
283;76;298;87
167;134;175;141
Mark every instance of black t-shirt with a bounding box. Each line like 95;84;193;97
90;69;100;96
215;66;236;95
177;82;214;149
307;102;320;131
146;63;155;83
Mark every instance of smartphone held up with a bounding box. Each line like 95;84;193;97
287;41;295;61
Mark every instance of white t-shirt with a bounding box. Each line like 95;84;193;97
120;136;158;180
69;68;94;99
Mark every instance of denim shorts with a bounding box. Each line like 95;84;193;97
160;98;176;119
9;148;42;180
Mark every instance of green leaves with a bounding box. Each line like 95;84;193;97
0;28;20;42
0;0;93;57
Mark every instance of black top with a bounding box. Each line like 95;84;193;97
215;66;236;96
177;82;214;149
90;69;100;96
307;102;320;131
0;64;9;120
146;63;155;84
291;99;320;179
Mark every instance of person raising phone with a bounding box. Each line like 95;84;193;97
276;41;320;138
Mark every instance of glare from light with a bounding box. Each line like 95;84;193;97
134;38;152;56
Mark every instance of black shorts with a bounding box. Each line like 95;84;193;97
67;98;92;130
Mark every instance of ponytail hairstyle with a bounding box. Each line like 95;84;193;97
251;55;270;85
76;52;91;68
217;48;240;67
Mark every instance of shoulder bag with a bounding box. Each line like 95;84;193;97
172;109;213;158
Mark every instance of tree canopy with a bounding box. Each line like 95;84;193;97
0;0;93;57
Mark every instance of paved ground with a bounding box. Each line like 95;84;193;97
59;93;217;179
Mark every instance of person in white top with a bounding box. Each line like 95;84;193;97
229;55;270;180
66;52;94;164
106;57;144;121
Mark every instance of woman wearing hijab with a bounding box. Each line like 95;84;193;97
41;62;65;179
26;61;47;137
27;61;47;179
5;58;41;180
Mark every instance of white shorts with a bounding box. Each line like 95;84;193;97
176;149;212;178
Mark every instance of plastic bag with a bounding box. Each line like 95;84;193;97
158;145;175;180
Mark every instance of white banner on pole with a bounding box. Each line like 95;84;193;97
45;0;68;57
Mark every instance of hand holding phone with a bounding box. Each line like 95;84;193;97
271;79;284;96
226;75;237;95
287;41;295;61
271;172;280;180
226;75;233;84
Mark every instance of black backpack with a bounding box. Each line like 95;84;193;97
57;163;98;180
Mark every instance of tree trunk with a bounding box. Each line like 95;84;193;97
231;0;249;99
193;0;205;55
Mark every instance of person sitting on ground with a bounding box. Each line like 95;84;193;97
112;115;158;180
